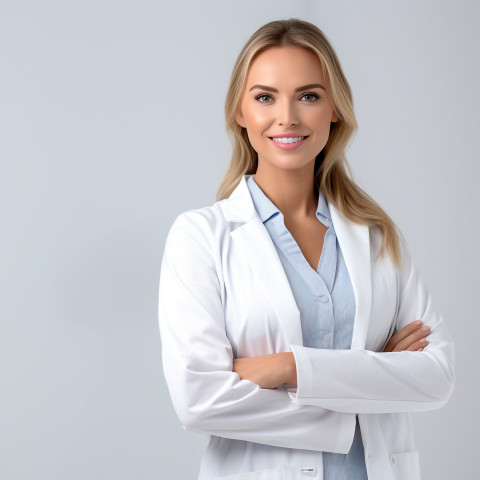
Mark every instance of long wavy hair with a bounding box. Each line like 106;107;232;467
218;18;403;267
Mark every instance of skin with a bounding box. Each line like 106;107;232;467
232;46;430;390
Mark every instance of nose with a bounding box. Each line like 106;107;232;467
277;99;299;126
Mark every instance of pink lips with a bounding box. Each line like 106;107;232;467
269;135;309;151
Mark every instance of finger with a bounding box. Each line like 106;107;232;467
384;320;422;352
393;326;430;352
387;320;422;348
406;339;429;351
416;348;423;352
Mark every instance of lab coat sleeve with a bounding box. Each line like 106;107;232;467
158;212;356;453
288;237;455;414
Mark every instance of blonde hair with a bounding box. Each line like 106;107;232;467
218;18;403;267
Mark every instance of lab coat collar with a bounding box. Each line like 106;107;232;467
225;174;372;349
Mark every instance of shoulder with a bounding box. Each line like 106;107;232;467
368;224;384;252
170;199;229;234
164;199;230;256
367;223;412;275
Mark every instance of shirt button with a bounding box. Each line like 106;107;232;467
319;295;329;303
390;455;396;465
367;453;373;462
323;333;330;343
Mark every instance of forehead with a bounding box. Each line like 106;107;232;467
246;46;324;85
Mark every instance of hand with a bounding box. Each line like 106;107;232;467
232;352;297;389
383;320;430;352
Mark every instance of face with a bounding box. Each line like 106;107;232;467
235;46;338;173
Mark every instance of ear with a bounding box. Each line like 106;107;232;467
235;107;246;128
331;110;339;123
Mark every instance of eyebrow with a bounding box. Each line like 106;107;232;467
248;83;326;93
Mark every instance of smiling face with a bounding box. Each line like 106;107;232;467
235;46;338;174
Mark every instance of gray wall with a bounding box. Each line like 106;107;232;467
1;1;478;478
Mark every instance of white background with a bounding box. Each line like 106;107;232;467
1;1;478;478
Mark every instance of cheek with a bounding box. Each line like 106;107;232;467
245;110;269;134
240;101;269;132
312;110;335;136
312;107;334;125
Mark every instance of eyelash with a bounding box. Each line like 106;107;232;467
254;92;320;104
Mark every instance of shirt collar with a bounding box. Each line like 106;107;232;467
246;174;332;225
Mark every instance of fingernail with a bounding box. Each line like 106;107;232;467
414;320;422;326
422;326;430;331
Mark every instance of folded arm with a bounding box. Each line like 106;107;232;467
288;239;455;414
158;212;356;453
232;320;431;389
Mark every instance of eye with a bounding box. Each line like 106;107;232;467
301;92;320;102
255;94;273;103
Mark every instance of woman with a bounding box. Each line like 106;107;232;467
158;18;455;480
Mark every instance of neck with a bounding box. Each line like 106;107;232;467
252;161;318;221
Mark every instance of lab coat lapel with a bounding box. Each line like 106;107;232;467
226;176;303;346
329;203;372;349
225;175;372;350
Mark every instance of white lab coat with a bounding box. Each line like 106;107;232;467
158;174;455;480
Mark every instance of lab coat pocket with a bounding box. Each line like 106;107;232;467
390;450;421;480
217;467;284;480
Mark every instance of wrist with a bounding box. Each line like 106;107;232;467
283;352;297;386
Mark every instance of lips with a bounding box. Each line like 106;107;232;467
268;135;309;150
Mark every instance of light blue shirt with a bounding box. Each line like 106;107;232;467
247;174;368;480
